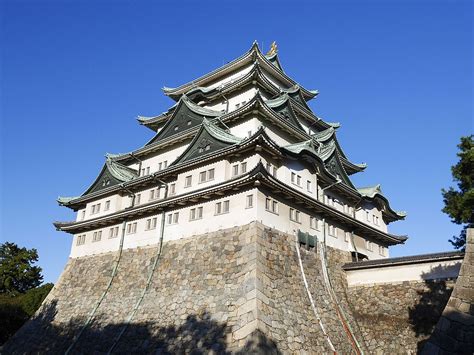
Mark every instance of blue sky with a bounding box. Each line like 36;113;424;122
1;0;472;283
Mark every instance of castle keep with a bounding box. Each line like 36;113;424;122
4;43;473;354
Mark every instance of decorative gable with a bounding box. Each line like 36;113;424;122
147;96;221;145
83;160;138;196
173;119;241;165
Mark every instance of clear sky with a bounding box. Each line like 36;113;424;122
1;0;472;283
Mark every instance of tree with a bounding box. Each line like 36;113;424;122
0;242;43;295
0;283;54;344
441;135;474;250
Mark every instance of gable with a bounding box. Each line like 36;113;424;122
325;153;354;189
147;101;217;145
83;165;123;196
173;127;237;165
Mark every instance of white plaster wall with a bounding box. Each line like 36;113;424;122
205;87;257;114
254;190;386;257
163;189;258;242
281;160;317;199
260;122;294;146
346;259;462;286
206;64;254;90
356;202;387;233
78;194;124;222
260;68;288;91
70;189;259;257
228;117;261;139
137;141;189;176
71;222;125;258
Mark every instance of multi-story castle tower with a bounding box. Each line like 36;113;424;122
7;42;473;355
55;42;406;260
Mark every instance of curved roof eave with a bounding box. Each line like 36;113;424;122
163;42;316;101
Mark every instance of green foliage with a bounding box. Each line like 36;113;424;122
0;242;43;295
0;283;54;345
441;135;474;249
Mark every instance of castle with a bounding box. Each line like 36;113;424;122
4;43;473;354
55;41;406;260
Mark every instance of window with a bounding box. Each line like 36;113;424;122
135;194;141;206
81;210;86;220
127;222;137;234
310;217;319;230
158;162;162;171
146;167;150;175
141;168;145;176
373;215;380;226
289;208;301;223
241;162;247;174
208;168;215;180
345;231;351;242
379;245;385;256
366;210;370;221
189;207;203;221
164;161;168;168
199;168;214;183
265;198;278;214
146;217;158;230
109;226;119;238
291;172;302;187
92;231;102;242
366;240;373;251
247;131;252;138
90;203;101;215
307;180;312;192
105;200;111;211
169;183;176;196
232;164;239;177
215;200;230;215
235;103;241;109
167;212;179;225
246;194;253;208
149;188;157;201
76;234;86;246
328;224;336;237
185;175;192;188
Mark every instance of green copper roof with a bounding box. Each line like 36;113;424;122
172;118;242;164
163;42;317;101
57;196;79;205
146;95;222;145
283;139;320;156
357;184;407;219
82;158;138;196
312;127;336;142
358;184;382;198
203;118;242;144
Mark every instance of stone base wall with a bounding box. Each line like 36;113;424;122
4;223;468;354
422;229;474;354
347;280;455;353
5;223;365;354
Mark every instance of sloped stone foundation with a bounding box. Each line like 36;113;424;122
4;223;467;354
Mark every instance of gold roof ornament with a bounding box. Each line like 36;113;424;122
266;41;278;56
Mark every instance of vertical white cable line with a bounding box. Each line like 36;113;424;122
294;233;336;353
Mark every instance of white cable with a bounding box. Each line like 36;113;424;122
294;233;336;353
